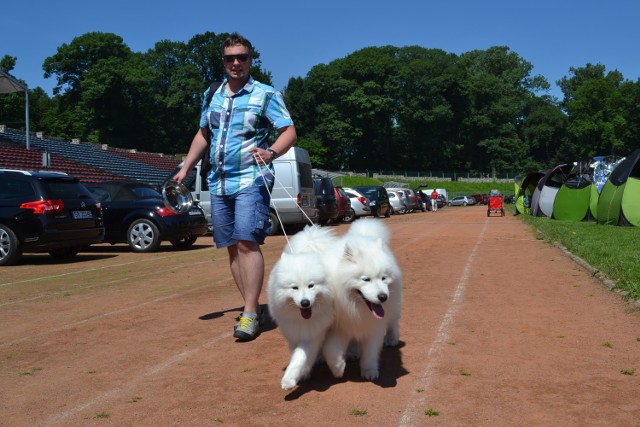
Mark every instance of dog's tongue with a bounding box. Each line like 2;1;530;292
371;303;385;320
301;308;312;319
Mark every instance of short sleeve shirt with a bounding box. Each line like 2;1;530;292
200;76;294;195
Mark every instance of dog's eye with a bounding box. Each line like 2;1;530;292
292;286;298;290
308;283;314;288
361;276;370;282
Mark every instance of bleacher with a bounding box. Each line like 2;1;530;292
0;127;178;185
108;147;182;171
0;140;124;182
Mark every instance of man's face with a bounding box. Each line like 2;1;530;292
223;44;251;83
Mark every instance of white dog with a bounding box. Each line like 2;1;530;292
321;219;403;381
267;225;338;390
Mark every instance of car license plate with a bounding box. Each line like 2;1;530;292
370;201;377;206
188;209;202;216
72;210;93;219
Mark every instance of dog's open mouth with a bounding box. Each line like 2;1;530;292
357;290;385;320
300;307;312;319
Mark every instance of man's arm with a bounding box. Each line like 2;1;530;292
250;125;297;164
173;127;209;184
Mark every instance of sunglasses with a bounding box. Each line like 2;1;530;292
223;54;250;63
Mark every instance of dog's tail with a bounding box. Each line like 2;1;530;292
346;218;391;245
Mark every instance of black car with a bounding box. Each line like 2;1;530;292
84;181;208;252
0;169;105;266
313;176;339;225
353;186;391;218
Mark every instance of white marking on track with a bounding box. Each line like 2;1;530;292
399;218;488;427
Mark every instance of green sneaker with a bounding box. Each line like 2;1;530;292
233;313;260;341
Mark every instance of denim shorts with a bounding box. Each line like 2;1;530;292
210;185;271;248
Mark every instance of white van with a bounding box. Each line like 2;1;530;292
167;147;318;235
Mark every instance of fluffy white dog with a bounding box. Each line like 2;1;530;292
321;219;403;381
267;225;338;390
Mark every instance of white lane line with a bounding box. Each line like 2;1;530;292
399;218;488;427
43;332;232;427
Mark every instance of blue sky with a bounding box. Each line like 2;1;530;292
2;0;639;101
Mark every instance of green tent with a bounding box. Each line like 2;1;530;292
515;172;544;215
553;161;593;221
597;149;640;226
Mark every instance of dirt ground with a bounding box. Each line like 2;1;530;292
0;205;638;427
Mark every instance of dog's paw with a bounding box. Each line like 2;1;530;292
281;376;298;390
361;367;379;381
384;335;400;347
328;359;346;378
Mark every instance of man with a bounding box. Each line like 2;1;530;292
430;189;439;212
174;33;297;341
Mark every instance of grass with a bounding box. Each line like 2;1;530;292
94;412;110;419
351;409;368;416
520;215;640;301
620;368;636;376
425;408;440;417
19;367;43;376
335;176;513;199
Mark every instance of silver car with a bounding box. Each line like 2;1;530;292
448;195;475;206
343;188;372;220
387;191;407;214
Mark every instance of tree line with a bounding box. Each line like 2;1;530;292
1;31;639;175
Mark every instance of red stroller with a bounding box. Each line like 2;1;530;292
487;189;505;217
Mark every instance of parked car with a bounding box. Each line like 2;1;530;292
448;195;476;206
313;176;339;225
0;169;105;266
342;188;371;220
84;181;208;252
353;186;391;218
470;193;488;205
334;186;352;223
387;190;407;215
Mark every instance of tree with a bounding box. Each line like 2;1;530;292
558;64;631;159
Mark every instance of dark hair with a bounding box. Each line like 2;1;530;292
222;32;253;57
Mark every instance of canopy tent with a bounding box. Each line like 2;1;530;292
0;70;30;149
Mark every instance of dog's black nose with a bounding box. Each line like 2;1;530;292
301;299;310;308
378;293;388;303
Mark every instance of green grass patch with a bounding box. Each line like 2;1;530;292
94;412;110;419
19;367;43;376
520;216;640;301
334;176;513;198
621;368;636;376
459;368;471;376
351;409;368;416
425;408;440;417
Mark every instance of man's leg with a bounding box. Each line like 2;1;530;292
233;239;264;315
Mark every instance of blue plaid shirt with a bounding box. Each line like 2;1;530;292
200;77;294;195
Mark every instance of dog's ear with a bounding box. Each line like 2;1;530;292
343;243;357;263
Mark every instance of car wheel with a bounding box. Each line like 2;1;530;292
49;247;80;259
268;212;281;236
384;207;391;218
463;202;468;206
127;219;161;252
398;205;406;215
0;225;22;266
342;209;356;223
170;236;198;248
448;202;452;206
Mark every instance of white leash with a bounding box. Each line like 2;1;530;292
252;152;315;251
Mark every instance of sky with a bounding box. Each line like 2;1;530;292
2;0;639;101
